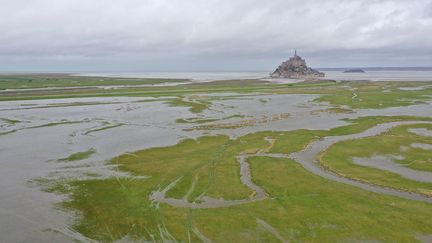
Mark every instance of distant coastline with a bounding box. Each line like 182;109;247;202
1;68;432;82
343;69;365;73
72;70;432;82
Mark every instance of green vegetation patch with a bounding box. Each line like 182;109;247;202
166;96;212;113
58;148;96;162
114;135;267;201
189;113;290;130
0;74;188;90
49;142;432;242
44;115;432;242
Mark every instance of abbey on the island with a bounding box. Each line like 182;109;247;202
270;50;325;79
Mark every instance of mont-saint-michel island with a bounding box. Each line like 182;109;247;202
1;1;432;242
270;51;325;79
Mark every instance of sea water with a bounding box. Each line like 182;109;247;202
77;70;432;82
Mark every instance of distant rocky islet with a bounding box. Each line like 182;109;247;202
343;69;365;73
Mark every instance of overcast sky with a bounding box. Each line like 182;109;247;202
1;0;432;72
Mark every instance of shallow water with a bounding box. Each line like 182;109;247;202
75;71;269;82
0;97;196;241
154;120;432;209
290;121;432;203
323;70;432;82
410;128;432;137
352;155;432;183
76;70;432;82
411;143;432;150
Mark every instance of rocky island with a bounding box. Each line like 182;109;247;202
344;68;365;73
270;51;325;79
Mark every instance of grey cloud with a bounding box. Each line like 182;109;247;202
425;1;432;17
0;0;431;71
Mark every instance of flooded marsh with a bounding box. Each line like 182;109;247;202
1;76;432;242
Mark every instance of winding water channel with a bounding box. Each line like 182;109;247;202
290;121;432;204
151;121;432;208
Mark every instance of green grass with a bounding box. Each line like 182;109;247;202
58;148;96;162
166;97;211;114
48;144;432;242
321;123;432;196
245;156;432;242
114;135;267;201
0;117;21;124
0;74;188;90
44;116;432;242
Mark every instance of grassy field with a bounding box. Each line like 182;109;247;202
58;148;96;162
52;156;432;242
43;116;432;242
320;123;432;196
166;96;212;114
0;74;187;90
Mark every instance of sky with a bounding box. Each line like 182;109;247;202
0;0;432;72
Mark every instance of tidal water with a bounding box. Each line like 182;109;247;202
76;70;432;82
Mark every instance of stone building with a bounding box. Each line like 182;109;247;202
270;51;325;79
